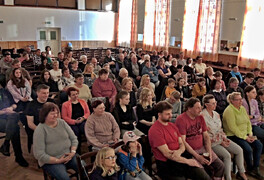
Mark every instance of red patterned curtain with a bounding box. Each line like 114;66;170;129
181;0;221;61
116;0;138;48
143;0;171;51
238;0;264;70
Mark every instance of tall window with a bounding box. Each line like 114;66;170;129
116;0;137;48
181;0;221;61
143;0;170;51
238;0;264;70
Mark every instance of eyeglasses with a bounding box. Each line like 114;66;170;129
105;155;117;160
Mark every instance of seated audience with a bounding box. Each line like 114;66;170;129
194;56;206;74
78;55;88;72
45;46;54;58
149;101;211;180
257;89;264;119
118;131;152;180
165;91;181;123
256;78;264;92
184;57;195;82
176;98;225;179
25;84;51;152
226;77;244;97
192;77;206;101
38;57;52;71
239;72;254;90
0;85;28;167
165;54;173;67
129;54;142;86
178;52;186;66
112;91;143;137
174;65;188;86
121;77;137;107
169;58;178;77
104;49;116;75
253;68;261;85
67;50;75;62
92;69;117;106
150;50;159;65
69;73;92;102
223;92;264;179
136;88;156;135
115;68;134;92
5;59;31;85
36;70;59;93
141;59;159;87
204;66;215;92
176;77;190;102
214;71;226;91
226;64;243;85
49;61;62;82
242;85;264;140
91;57;101;76
33;49;42;67
58;68;75;91
57;52;65;69
202;95;247;180
90;147;119;180
0;51;13;87
83;63;97;88
137;74;155;100
33;102;78;180
115;53;130;76
208;79;227;115
103;63;116;81
17;51;29;63
6;68;32;112
156;58;171;83
70;60;82;77
63;58;71;69
85;100;120;149
165;78;176;99
62;87;90;154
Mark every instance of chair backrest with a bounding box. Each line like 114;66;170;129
77;151;98;180
160;85;168;101
132;106;138;123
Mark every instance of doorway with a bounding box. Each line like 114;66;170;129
37;28;61;56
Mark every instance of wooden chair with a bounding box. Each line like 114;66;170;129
76;151;98;180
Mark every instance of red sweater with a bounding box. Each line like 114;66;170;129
61;99;90;125
92;78;117;98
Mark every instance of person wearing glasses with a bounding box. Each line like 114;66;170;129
90;147;119;180
117;131;152;180
202;95;247;180
223;92;264;179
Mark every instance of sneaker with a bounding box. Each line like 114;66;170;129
0;143;10;156
15;156;29;167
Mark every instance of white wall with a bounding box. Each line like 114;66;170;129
0;6;117;41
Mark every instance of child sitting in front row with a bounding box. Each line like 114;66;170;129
165;78;176;98
117;131;152;180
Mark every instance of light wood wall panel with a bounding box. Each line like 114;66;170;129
14;0;37;6
85;0;101;10
0;41;37;49
58;0;76;8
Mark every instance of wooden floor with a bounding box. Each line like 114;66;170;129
0;123;263;180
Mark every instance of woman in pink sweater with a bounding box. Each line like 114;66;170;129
92;68;117;107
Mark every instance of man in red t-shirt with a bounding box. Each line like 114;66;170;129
176;98;224;179
149;101;210;180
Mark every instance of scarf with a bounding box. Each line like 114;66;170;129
230;71;243;82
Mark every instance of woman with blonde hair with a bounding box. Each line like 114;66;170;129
90;147;119;179
83;63;97;88
223;92;263;179
136;88;156;135
121;77;137;107
137;74;155;100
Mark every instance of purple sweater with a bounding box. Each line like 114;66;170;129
242;98;262;126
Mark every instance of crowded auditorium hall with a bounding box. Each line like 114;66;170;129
1;0;264;179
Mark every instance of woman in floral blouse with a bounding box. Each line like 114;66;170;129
202;94;247;180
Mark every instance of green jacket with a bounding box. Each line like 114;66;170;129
223;104;252;140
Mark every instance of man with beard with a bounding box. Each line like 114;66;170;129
148;101;211;180
176;98;224;179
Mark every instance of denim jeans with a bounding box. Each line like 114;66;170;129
228;136;263;170
252;124;264;140
42;155;78;180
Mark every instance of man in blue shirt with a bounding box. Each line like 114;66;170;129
0;85;28;167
